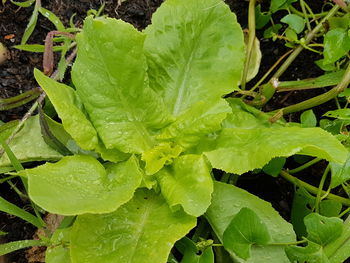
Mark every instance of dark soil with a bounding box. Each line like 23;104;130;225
0;0;345;262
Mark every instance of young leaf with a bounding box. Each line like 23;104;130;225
157;100;231;150
319;200;342;217
34;69;98;151
19;155;143;215
15;44;64;52
301;109;317;128
324;28;350;64
223;207;271;260
144;0;245;116
281;14;305;34
10;0;35;8
198;127;347;174
0;116;62;167
206;182;296;263
270;0;297;13
255;5;271;29
72;17;172;154
179;238;214;263
70;188;196;263
156;154;213;217
323;109;350;120
304;213;343;246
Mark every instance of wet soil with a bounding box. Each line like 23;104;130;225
0;0;345;262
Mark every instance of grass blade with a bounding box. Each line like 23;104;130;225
0;239;46;256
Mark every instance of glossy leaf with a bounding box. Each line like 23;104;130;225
72;17;171;153
19;155;142;215
70;188;196;263
39;7;65;31
0;240;46;256
144;0;244;117
157;154;213;217
199;127;347;174
0;116;62;167
206;182;296;263
223;207;271;260
304;213;343;246
324;28;350;64
10;0;35;7
34;69;98;151
21;0;39;44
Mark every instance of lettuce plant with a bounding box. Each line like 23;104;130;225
1;0;349;262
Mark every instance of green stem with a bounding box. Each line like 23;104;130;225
241;0;256;90
269;239;308;246
280;170;350;206
271;5;339;81
289;6;329;18
300;0;311;32
288;158;321;174
315;165;330;213
339;207;350;218
273;60;350;114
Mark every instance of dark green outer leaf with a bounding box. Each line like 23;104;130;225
144;0;244;117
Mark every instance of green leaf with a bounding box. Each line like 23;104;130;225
301;109;317;127
10;0;34;7
19;155;142;215
0;116;62;167
319;200;342;217
281;14;305;34
206;182;296;263
264;24;282;38
0;196;43;228
142;143;182;175
285;241;330;263
324;28;350;64
255;5;271;29
144;0;244;117
21;0;39;44
70;188;196;263
270;0;297;13
291;188;315;238
242;32;262;84
15;44;64;52
156;154;213;217
0;240;46;256
304;213;343;246
223;207;271;260
39;7;65;31
330;154;350;188
198;127;347;174
179;238;214;263
262;157;286;177
34;69;98;151
157;100;231;150
324;217;350;263
72;17;172;154
45;228;71;263
323;109;350;120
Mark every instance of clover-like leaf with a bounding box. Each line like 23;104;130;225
223;207;271;260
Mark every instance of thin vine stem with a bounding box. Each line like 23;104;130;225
315;165;330;213
280;170;350;206
288;158;322;174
